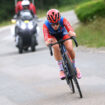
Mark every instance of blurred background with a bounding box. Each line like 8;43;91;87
0;0;96;22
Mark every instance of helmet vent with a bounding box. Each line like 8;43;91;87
52;12;54;15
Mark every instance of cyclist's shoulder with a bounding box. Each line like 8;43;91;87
60;16;67;23
44;20;51;27
60;16;65;26
60;16;64;20
43;20;49;28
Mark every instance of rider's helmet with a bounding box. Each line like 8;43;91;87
22;0;30;9
47;9;61;23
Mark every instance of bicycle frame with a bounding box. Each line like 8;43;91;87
58;42;74;79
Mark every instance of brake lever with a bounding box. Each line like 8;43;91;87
48;44;53;56
71;36;78;47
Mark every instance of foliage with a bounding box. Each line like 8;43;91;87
0;0;14;22
75;0;105;23
35;0;92;9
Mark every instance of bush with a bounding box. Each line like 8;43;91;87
75;0;105;23
0;1;14;22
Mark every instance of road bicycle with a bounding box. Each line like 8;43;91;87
48;36;83;98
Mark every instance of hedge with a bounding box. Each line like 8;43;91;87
75;0;105;23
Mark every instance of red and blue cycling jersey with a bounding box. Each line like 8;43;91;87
43;17;74;41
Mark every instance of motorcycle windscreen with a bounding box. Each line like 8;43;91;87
20;10;33;21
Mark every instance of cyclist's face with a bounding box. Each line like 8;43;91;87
51;23;60;30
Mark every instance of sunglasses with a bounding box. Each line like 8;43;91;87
50;22;60;26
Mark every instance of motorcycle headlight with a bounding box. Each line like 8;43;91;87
28;23;33;30
21;23;26;30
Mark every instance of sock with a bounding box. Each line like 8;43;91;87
57;60;64;71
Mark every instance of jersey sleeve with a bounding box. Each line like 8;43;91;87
63;18;74;32
43;24;52;41
15;1;22;14
29;3;36;15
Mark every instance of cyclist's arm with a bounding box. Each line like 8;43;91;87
29;3;36;15
63;18;76;37
43;24;53;45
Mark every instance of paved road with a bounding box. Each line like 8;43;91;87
0;10;105;105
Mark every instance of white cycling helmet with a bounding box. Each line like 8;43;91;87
22;0;30;6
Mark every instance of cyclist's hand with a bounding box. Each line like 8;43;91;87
45;38;54;46
69;31;76;37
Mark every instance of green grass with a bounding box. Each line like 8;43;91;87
75;17;105;47
0;21;11;27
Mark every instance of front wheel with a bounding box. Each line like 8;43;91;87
64;53;83;98
68;79;75;93
31;36;36;52
63;55;75;94
73;77;83;98
18;37;23;54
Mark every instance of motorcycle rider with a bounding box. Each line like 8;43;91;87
15;0;36;15
15;0;35;19
15;0;38;46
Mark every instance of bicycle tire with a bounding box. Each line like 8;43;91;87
73;76;83;98
65;53;75;76
68;79;75;93
64;53;75;93
65;53;83;98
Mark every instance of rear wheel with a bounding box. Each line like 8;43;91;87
18;37;23;54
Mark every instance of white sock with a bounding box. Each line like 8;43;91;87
57;60;64;71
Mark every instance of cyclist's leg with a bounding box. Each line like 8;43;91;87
45;36;65;79
52;39;66;79
63;35;75;60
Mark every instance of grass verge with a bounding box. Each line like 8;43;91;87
75;17;105;48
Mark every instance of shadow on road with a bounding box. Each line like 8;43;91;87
0;46;48;58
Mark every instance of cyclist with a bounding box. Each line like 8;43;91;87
43;9;82;80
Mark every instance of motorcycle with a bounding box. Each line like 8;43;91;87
14;10;39;53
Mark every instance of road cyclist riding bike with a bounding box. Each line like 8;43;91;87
43;9;82;80
48;35;83;98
